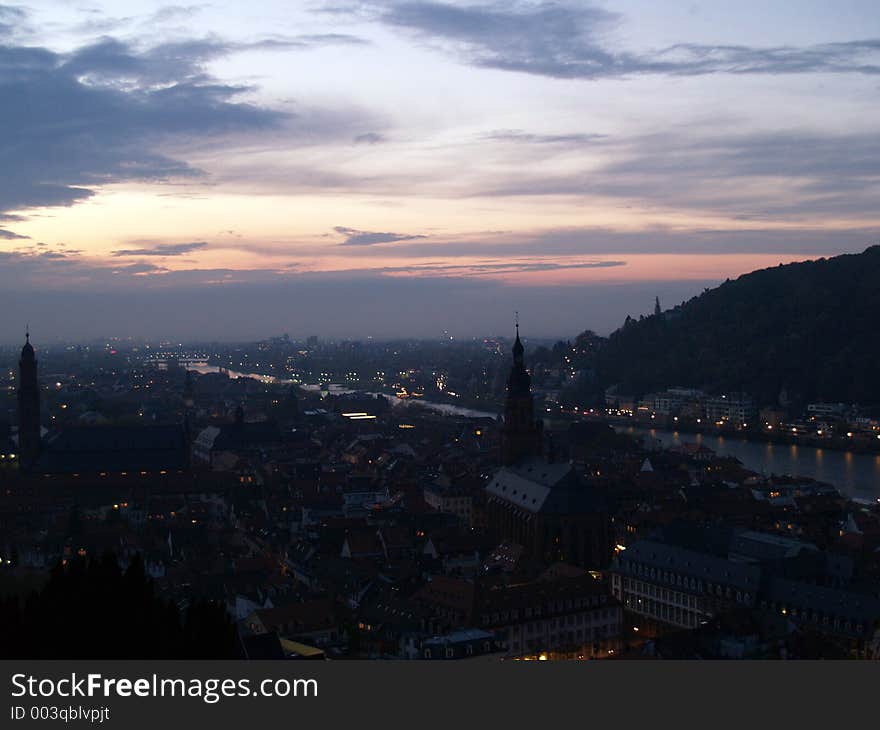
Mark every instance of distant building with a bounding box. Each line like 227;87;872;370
192;406;282;469
423;476;473;524
806;402;849;419
611;530;880;649
611;538;761;630
705;393;756;427
418;629;503;660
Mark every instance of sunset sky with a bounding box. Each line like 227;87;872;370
1;1;878;341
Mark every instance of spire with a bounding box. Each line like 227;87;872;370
17;325;41;470
21;326;35;359
501;310;542;465
654;296;661;317
512;311;524;362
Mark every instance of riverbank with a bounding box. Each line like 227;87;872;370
591;414;880;456
617;425;880;499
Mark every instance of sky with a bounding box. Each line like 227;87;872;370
1;0;878;343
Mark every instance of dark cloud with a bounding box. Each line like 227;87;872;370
0;28;376;238
0;247;292;291
360;259;625;277
339;225;880;258
0;39;284;221
0;228;29;239
476;128;880;221
111;262;169;275
111;241;210;257
485;129;606;145
334;226;427;245
0;4;26;37
354;132;386;144
149;5;207;25
61;34;364;87
367;1;880;80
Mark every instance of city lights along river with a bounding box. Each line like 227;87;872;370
183;363;880;499
621;427;880;500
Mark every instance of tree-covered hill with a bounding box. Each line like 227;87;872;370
596;246;880;407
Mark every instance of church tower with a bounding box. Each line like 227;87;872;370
500;318;543;465
17;329;41;470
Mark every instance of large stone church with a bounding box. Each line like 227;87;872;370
485;325;611;569
15;333;189;476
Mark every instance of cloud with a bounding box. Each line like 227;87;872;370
61;34;365;88
149;5;207;25
354;132;386;144
0;24;377;237
367;258;625;277
334;226;427;246
0;4;27;38
0;228;29;239
333;224;880;259
367;1;880;80
111;241;210;257
111;261;169;275
485;129;606;145
0;39;284;220
473;127;880;221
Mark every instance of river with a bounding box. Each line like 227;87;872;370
186;362;880;497
185;363;499;419
621;427;880;499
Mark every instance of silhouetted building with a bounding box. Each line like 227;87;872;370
17;330;41;471
500;323;543;466
484;459;611;569
37;424;190;474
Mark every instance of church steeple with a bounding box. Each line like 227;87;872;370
17;328;41;470
500;315;542;465
512;312;524;363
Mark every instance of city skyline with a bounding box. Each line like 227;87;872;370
1;1;879;340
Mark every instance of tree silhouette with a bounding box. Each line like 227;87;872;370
0;552;240;659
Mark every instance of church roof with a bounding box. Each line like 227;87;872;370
485;458;605;514
37;424;188;473
212;420;283;450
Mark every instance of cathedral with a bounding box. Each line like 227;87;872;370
485;323;611;570
14;332;188;476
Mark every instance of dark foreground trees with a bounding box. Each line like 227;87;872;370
0;552;239;659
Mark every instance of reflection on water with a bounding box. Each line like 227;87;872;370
187;365;500;420
184;364;880;497
299;383;498;419
624;427;880;499
186;362;294;384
